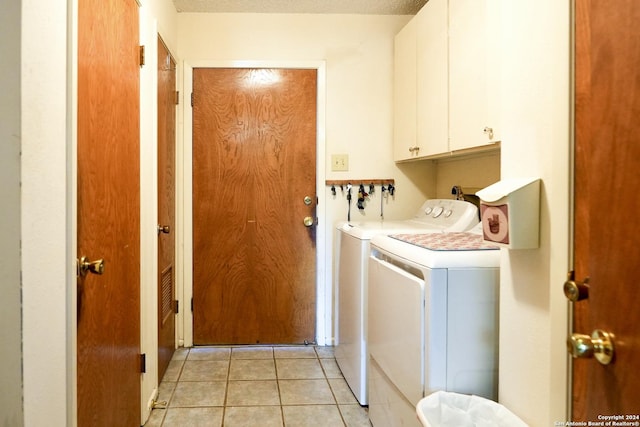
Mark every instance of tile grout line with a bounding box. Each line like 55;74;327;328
315;346;348;427
159;347;189;426
221;346;232;427
273;346;286;427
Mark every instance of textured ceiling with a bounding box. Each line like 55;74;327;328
172;0;428;15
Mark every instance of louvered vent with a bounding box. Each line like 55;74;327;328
161;266;173;324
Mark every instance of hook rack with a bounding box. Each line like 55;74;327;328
325;179;395;187
326;179;395;221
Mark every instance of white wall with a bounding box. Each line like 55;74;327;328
21;0;71;425
497;1;571;425
144;0;180;55
434;151;501;198
0;0;23;425
176;13;436;344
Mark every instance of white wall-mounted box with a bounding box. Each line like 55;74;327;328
476;178;541;249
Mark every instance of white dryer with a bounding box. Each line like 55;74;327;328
335;199;479;405
367;227;500;426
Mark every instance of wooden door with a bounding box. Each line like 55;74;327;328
192;68;317;344
157;36;177;380
572;0;640;419
77;0;140;425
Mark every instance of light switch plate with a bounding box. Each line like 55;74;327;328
331;154;349;171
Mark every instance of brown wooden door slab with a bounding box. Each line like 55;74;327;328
77;0;141;425
157;35;177;381
192;68;317;344
573;0;640;419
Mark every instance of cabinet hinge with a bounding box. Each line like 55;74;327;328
190;92;194;108
191;297;194;312
139;45;145;67
140;353;146;373
175;91;180;105
174;300;179;314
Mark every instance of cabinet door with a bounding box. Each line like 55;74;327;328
416;0;449;157
449;0;501;151
393;19;418;162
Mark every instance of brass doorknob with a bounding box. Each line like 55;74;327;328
567;329;614;365
79;256;105;276
158;225;171;234
303;216;314;227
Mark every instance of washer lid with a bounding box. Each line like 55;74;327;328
370;234;501;269
390;232;500;251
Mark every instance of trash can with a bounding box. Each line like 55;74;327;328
416;391;528;427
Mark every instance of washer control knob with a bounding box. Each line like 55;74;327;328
444;209;453;218
424;207;433;215
432;207;444;218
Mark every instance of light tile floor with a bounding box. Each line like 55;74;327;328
144;346;371;427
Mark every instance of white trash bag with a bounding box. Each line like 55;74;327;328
416;391;528;427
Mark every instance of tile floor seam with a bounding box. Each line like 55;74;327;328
221;347;231;425
158;348;184;425
323;364;348;427
273;346;286;426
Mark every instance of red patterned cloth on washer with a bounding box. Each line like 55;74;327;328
390;232;500;251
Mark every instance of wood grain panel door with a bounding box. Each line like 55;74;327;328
572;0;640;419
157;36;177;381
77;0;141;425
192;68;317;344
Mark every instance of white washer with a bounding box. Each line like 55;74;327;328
367;228;500;426
335;199;479;405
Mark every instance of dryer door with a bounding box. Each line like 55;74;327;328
368;255;424;405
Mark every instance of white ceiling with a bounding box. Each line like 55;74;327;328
172;0;427;15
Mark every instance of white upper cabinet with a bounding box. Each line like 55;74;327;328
416;0;449;158
393;18;418;161
449;0;501;151
393;0;501;161
393;0;448;162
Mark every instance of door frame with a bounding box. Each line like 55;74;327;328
139;6;160;422
567;0;576;418
179;60;328;347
